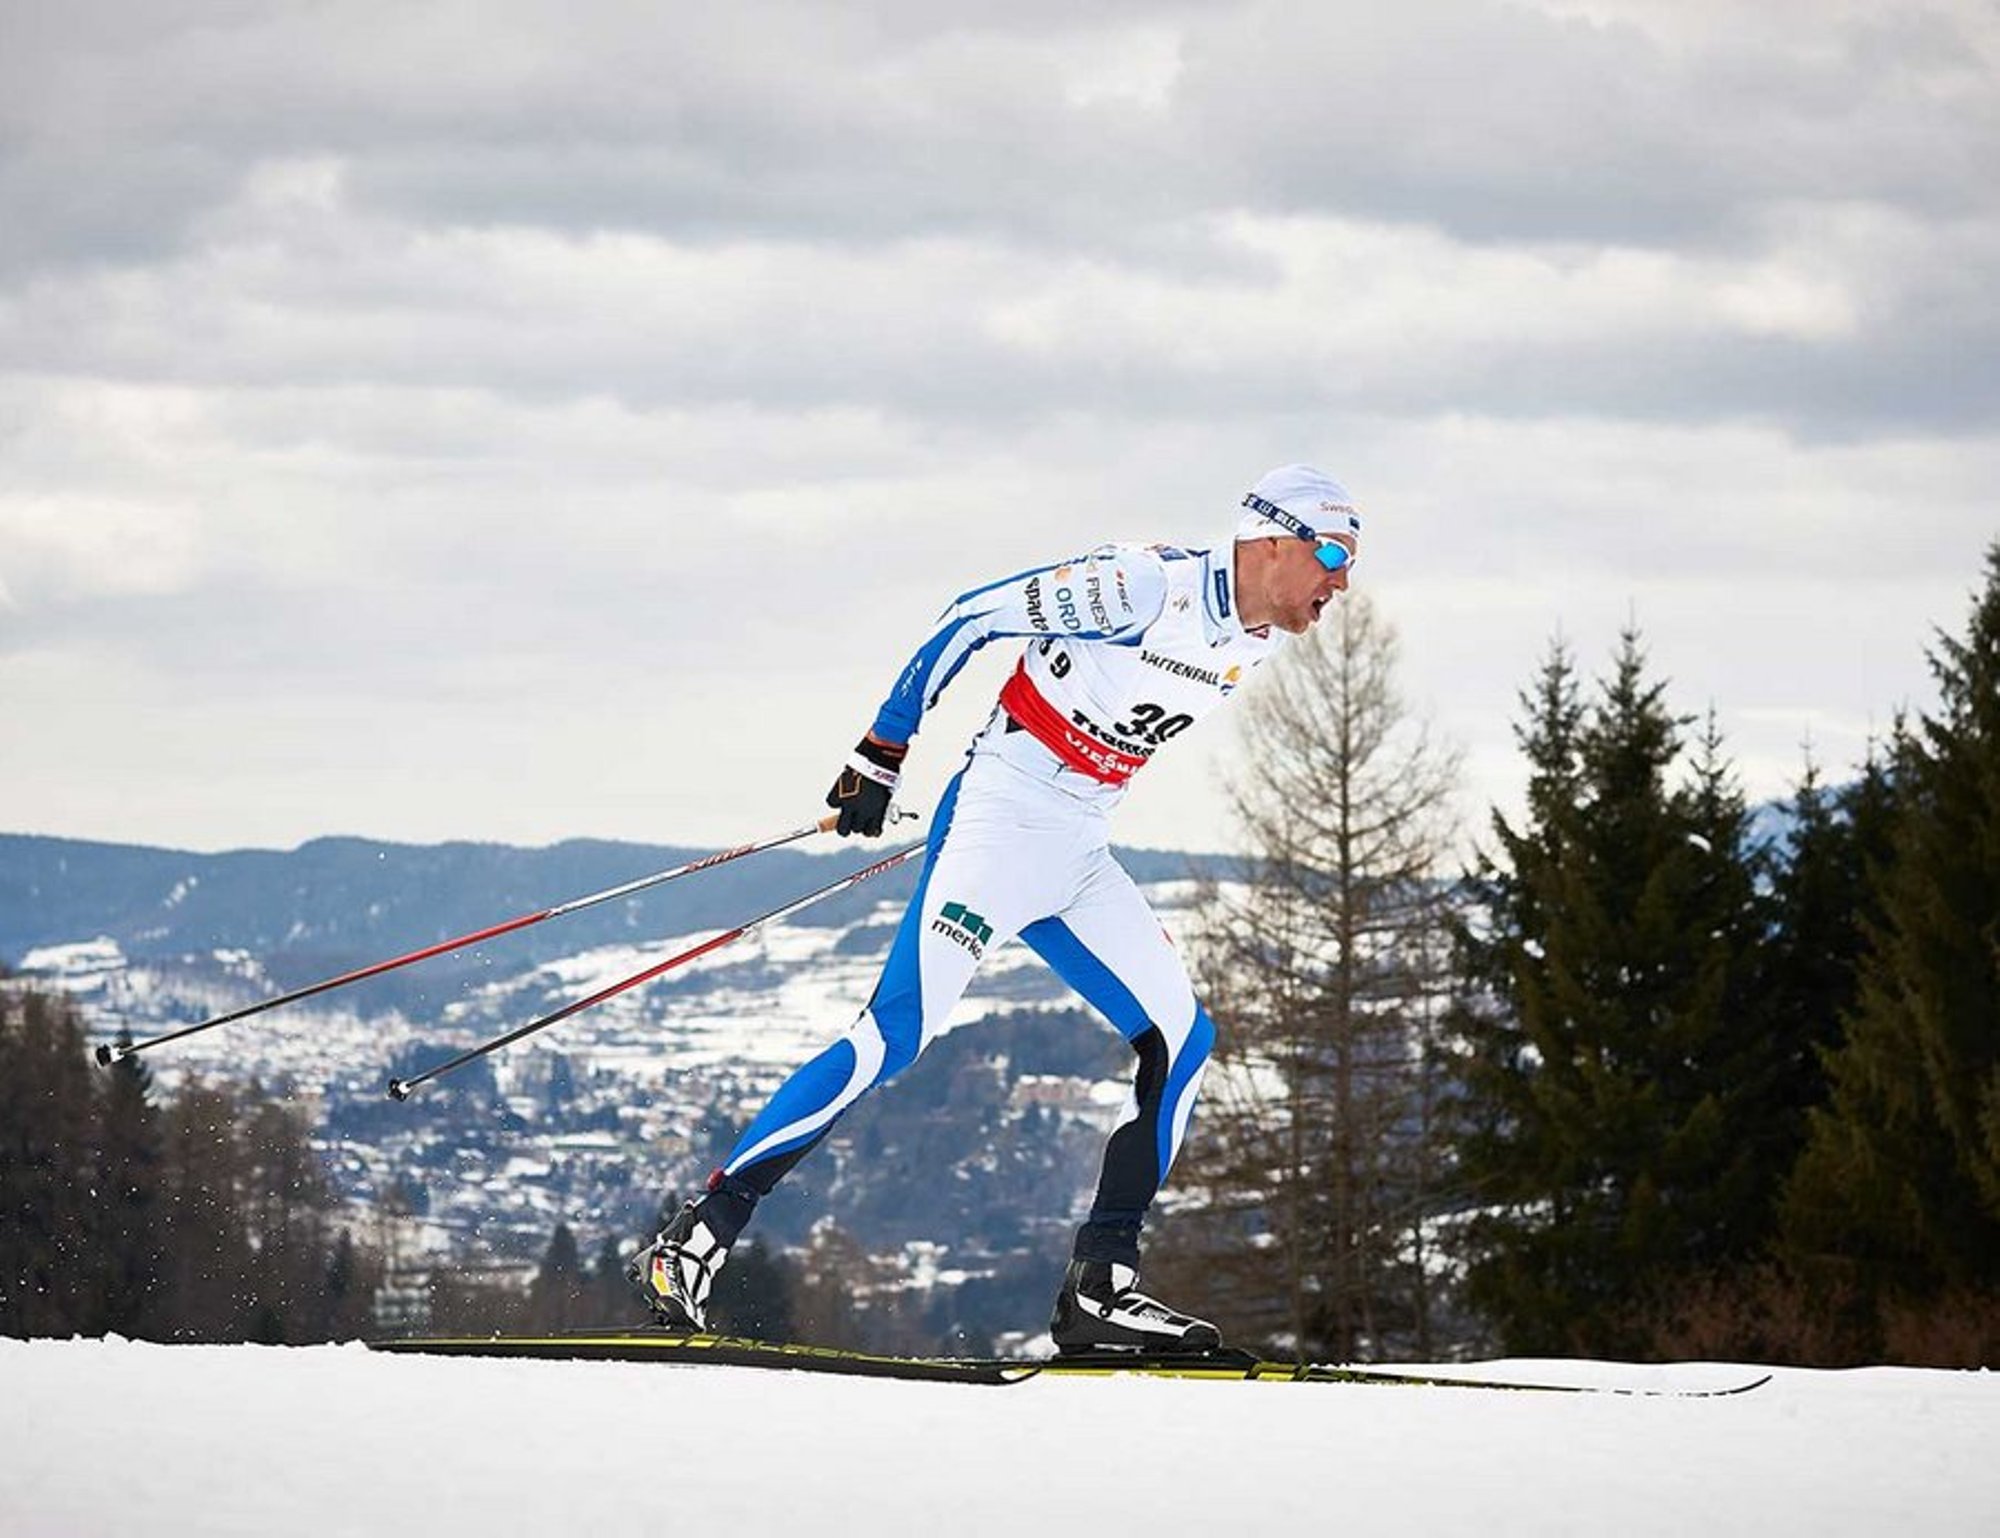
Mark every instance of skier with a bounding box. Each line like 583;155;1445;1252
633;464;1362;1354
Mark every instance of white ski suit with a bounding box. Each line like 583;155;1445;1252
714;541;1283;1257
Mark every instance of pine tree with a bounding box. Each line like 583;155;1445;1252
0;988;376;1344
1781;544;2000;1334
587;1232;636;1322
1452;636;1597;1351
1453;628;1779;1353
323;1228;372;1340
93;1033;167;1337
238;1089;340;1342
1756;748;1899;1181
1673;710;1783;1254
531;1223;587;1331
709;1236;798;1341
0;987;104;1336
159;1080;257;1340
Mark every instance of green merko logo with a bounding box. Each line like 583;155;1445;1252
932;900;994;956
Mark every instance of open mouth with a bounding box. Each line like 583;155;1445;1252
1311;595;1329;619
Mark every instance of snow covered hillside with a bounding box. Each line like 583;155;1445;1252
5;832;1232;1315
2;1339;1994;1537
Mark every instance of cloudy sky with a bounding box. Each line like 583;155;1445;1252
3;0;1996;861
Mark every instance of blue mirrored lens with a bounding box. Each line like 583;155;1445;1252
1314;540;1353;573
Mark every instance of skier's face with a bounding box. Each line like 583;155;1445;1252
1238;533;1355;635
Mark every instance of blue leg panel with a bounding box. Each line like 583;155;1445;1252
719;767;967;1185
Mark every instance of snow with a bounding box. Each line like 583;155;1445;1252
2;1340;1994;1537
17;936;125;989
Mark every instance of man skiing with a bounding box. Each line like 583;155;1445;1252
633;464;1362;1354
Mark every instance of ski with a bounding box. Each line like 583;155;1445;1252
365;1329;1772;1396
369;1330;1021;1384
1040;1351;1773;1395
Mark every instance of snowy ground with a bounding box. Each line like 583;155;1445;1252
3;1340;1995;1537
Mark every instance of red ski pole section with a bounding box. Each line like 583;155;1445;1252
99;813;846;1066
386;841;926;1100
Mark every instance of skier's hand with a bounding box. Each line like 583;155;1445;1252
826;734;907;837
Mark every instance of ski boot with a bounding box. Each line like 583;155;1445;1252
627;1200;728;1332
1049;1259;1223;1355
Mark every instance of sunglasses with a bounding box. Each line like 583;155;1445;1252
1242;491;1359;573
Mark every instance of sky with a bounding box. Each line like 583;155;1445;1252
3;0;1996;858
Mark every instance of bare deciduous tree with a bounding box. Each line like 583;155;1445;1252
1154;593;1463;1361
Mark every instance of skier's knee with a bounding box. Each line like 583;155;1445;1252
851;1001;921;1082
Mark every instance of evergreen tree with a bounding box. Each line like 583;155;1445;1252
587;1231;636;1322
93;1033;167;1337
531;1223;587;1331
0;987;104;1336
1453;628;1778;1354
0;988;377;1344
238;1090;340;1342
584;1224;640;1320
709;1236;798;1341
1782;544;2000;1333
1756;747;1900;1179
323;1228;369;1339
1675;710;1785;1250
158;1080;258;1340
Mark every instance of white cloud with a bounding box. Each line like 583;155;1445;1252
0;497;203;605
0;0;1994;856
1056;24;1185;109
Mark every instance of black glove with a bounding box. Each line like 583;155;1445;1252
826;734;908;837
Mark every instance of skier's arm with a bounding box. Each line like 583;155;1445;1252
821;548;1167;836
872;547;1168;745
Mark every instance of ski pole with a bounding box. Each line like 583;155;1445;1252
97;809;915;1068
386;838;928;1100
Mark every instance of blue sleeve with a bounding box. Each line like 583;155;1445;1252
868;546;1169;744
